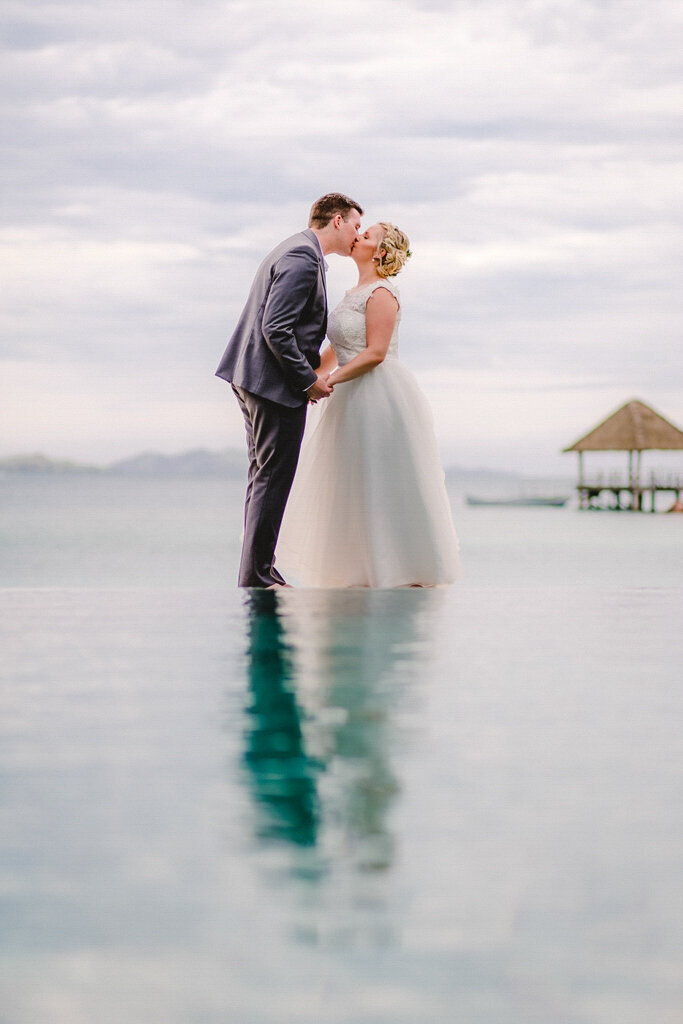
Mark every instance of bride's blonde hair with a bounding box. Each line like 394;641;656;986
375;222;411;277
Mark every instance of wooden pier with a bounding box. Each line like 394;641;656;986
578;473;683;512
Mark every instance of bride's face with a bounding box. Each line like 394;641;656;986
352;223;385;266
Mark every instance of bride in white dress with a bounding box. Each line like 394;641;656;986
277;222;461;588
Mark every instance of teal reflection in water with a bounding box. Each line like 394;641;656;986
242;590;321;847
240;588;442;882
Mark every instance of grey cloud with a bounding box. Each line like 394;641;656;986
1;0;681;463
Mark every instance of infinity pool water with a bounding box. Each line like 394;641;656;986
1;581;680;1023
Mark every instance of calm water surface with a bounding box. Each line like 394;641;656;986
2;474;682;588
1;476;681;1022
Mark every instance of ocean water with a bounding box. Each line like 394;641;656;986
2;473;682;589
1;475;682;1023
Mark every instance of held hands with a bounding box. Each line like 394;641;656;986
306;374;334;403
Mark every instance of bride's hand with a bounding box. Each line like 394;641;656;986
306;374;334;403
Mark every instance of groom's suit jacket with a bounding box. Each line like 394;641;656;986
215;228;327;408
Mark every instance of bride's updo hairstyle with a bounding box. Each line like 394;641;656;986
375;222;411;277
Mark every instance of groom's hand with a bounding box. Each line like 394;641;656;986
306;374;334;403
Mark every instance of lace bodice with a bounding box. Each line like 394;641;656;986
327;278;401;366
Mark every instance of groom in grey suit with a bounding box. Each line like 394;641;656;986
216;193;363;587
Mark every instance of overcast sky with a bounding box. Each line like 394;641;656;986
2;0;681;473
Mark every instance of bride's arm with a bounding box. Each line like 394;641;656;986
327;288;398;385
318;344;338;374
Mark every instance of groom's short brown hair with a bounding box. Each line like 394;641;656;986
309;193;363;228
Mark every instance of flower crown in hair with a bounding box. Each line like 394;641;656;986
376;247;412;263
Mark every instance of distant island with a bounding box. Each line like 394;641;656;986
0;453;101;474
0;448;248;477
0;448;569;487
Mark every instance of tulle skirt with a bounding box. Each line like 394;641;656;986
276;358;461;588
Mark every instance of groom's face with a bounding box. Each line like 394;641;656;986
336;210;362;256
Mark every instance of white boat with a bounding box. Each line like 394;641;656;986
465;495;570;508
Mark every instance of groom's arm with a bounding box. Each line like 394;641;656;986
262;248;322;393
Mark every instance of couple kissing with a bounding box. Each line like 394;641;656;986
215;192;460;589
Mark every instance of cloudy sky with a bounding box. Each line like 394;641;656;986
2;0;681;473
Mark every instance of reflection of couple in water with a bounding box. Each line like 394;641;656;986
241;588;442;874
216;193;461;589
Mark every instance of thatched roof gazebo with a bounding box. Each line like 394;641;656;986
564;398;683;511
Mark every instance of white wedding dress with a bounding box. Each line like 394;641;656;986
277;278;461;587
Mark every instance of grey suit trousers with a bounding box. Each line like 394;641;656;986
233;385;307;587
